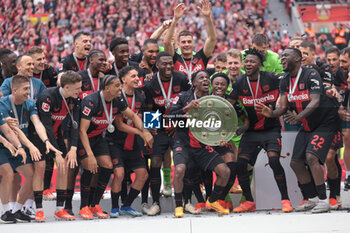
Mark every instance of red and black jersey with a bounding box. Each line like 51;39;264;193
341;87;350;106
80;91;127;138
170;89;244;148
228;71;282;131
169;89;197;147
334;68;347;93
138;63;158;88
144;71;191;130
315;59;334;85
60;53;87;72
280;67;339;132
33;66;58;88
106;60;146;87
173;49;209;80
78;70;102;99
37;87;80;149
107;89;145;150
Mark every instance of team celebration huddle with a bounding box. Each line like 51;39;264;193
1;0;350;224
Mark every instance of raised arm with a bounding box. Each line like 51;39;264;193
200;0;217;58
164;3;186;57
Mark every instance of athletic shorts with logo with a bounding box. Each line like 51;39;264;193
238;127;281;166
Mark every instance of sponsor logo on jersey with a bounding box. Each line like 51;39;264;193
42;102;50;112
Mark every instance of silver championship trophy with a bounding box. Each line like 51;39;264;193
188;96;238;146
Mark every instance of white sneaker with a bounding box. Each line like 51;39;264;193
162;185;172;197
23;206;36;220
141;203;149;214
295;197;318;212
146;203;161;216
184;203;199;214
312;199;330;213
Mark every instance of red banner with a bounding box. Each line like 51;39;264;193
298;5;350;22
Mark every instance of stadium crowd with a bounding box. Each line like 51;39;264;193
0;0;350;225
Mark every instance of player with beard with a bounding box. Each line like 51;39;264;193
327;47;346;94
60;32;92;72
228;48;292;213
170;70;231;215
299;41;334;87
164;0;216;83
78;75;148;219
339;47;350;190
0;49;17;85
300;41;343;210
27;46;58;88
143;51;191;215
257;48;339;213
137;39;159;84
33;71;82;221
106;66;153;217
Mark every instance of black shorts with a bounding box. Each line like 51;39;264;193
108;142;146;171
238;127;281;165
190;145;224;171
151;130;173;158
78;134;110;161
30;131;68;161
0;148;32;171
330;130;343;151
173;132;190;166
292;126;336;164
214;143;234;157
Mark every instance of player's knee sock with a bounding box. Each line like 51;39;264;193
183;174;192;205
162;168;172;186
141;176;150;204
111;192;121;209
222;162;237;200
44;158;54;190
209;184;225;203
237;158;253;202
316;184;327;200
240;167;253;202
300;182;318;199
64;189;74;210
56;189;66;211
88;187;96;206
34;191;43;209
298;181;308;200
201;169;213;200
150;167;161;204
328;177;338;199
175;192;183;207
91;167;112;207
80;170;93;209
335;154;342;196
191;169;205;203
122;187;140;207
269;156;289;200
121;177;128;204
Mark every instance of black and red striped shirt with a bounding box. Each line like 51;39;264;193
37;87;80;148
80;91;127;138
280;67;338;132
228;71;282;131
